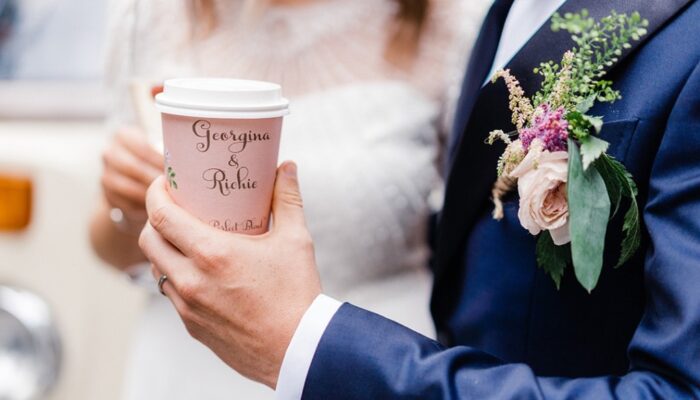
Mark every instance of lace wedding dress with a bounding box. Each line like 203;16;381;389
105;0;486;398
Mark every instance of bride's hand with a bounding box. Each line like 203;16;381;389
101;127;163;221
138;162;322;388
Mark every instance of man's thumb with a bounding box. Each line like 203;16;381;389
271;161;306;232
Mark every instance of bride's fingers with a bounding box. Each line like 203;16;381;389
116;127;164;171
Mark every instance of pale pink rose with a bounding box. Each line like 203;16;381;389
509;140;570;245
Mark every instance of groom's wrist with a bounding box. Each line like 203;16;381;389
275;294;342;399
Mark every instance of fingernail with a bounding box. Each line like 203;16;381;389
283;162;297;176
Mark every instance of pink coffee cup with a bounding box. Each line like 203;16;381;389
155;78;289;235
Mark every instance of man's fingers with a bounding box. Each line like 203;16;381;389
150;264;193;324
145;176;219;257
271;162;308;234
140;223;210;302
139;223;191;276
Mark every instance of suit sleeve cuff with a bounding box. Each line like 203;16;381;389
275;294;342;400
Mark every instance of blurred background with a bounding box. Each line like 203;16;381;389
0;0;144;399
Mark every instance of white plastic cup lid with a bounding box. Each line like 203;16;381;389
155;78;290;119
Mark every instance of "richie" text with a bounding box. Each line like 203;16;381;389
202;167;258;195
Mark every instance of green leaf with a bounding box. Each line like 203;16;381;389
599;155;641;267
568;139;611;292
576;95;596;113
594;156;623;217
618;200;640;267
579;135;609;170
605;156;638;197
536;232;570;289
582;115;603;134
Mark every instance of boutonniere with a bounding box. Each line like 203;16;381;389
487;10;649;292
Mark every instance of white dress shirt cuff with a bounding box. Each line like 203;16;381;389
275;294;342;400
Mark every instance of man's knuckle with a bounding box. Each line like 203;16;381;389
303;237;315;254
281;190;304;208
184;323;204;342
190;240;207;256
178;281;199;303
183;322;197;339
180;311;200;337
193;240;229;270
289;230;314;249
150;205;170;230
203;249;228;270
137;229;148;250
177;304;191;321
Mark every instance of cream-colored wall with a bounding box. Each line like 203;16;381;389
0;121;145;400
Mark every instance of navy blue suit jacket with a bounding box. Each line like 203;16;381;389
302;0;700;398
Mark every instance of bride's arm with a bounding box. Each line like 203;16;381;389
89;127;162;271
89;198;147;270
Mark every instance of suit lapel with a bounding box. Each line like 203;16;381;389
447;0;515;161
432;0;694;329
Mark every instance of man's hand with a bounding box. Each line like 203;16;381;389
138;161;322;388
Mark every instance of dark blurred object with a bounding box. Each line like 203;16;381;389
0;0;16;43
0;284;62;400
0;173;32;232
0;0;17;75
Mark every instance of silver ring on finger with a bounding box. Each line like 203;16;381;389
157;274;168;296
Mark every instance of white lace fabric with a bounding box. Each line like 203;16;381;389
107;0;483;119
